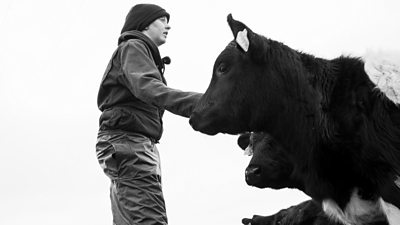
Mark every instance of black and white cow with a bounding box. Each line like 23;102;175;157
189;14;400;225
241;199;387;225
238;132;388;225
241;199;341;225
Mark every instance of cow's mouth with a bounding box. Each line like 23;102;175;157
190;112;246;136
191;124;219;136
189;113;219;135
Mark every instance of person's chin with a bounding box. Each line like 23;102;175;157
158;38;167;46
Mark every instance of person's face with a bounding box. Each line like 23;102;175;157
143;16;171;46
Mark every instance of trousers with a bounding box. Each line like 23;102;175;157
96;131;167;225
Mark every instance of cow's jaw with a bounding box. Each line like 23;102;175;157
189;111;220;135
189;109;246;135
189;119;219;135
322;188;392;225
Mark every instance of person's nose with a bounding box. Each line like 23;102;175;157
165;23;171;30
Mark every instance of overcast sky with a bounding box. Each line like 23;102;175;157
1;0;399;224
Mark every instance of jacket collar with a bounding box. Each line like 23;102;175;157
118;30;166;82
118;30;157;48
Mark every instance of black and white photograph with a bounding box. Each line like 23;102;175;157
1;0;399;224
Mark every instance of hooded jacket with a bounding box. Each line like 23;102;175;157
97;31;202;141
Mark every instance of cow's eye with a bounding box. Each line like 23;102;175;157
217;63;229;75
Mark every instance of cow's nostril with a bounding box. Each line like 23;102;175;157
246;166;261;176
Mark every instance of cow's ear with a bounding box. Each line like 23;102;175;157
228;14;250;52
227;14;247;41
237;132;251;150
227;14;268;62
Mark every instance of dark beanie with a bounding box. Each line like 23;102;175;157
121;4;170;34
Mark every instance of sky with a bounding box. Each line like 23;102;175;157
0;0;399;224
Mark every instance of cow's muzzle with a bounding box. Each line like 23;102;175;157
245;165;262;185
189;111;219;135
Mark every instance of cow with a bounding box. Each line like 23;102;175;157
240;200;388;225
237;132;388;225
241;199;340;225
189;14;400;225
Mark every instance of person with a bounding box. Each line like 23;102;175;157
95;4;202;225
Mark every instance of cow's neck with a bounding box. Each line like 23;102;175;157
288;175;306;192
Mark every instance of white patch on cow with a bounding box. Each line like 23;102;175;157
363;50;400;104
322;189;384;225
236;29;249;52
244;145;253;156
323;199;349;225
380;198;400;225
395;176;400;189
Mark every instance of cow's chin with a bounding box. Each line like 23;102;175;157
246;176;288;190
190;115;243;135
195;126;219;136
195;125;242;136
246;178;268;189
189;119;219;135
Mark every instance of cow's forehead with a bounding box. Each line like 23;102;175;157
252;132;268;139
215;41;240;63
221;41;239;54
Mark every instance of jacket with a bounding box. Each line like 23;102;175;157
97;31;202;141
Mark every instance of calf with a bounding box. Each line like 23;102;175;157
190;14;400;225
241;200;388;225
242;200;344;225
238;132;388;225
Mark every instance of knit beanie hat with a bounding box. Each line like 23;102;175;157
121;4;170;34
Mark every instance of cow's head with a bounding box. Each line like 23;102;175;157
189;14;319;147
238;132;300;190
